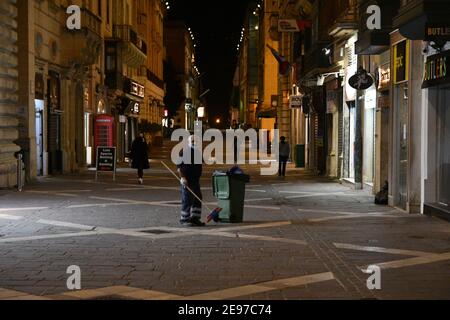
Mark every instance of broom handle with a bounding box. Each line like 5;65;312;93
161;161;213;212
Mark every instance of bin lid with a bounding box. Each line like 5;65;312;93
228;166;244;175
213;170;227;177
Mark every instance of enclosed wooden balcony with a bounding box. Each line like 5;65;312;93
328;0;359;38
60;8;102;69
113;25;148;68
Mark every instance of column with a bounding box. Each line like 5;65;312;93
0;0;21;188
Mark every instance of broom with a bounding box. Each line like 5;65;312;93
161;161;222;223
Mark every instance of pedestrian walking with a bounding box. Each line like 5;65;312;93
130;133;150;185
278;136;290;177
177;135;205;227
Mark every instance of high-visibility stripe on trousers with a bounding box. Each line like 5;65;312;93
181;182;202;221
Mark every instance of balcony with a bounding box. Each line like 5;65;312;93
60;8;102;69
393;0;450;41
105;72;126;92
114;25;147;68
302;44;333;77
328;0;359;38
146;69;165;90
137;67;165;91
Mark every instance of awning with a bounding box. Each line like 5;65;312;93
355;31;390;55
393;1;450;41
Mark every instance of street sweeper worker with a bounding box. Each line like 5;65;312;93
177;135;205;227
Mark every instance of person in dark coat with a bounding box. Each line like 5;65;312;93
278;136;291;177
131;133;150;184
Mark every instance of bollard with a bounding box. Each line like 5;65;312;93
17;153;24;192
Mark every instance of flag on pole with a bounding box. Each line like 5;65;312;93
267;45;291;76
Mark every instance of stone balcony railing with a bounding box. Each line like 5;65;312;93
114;25;147;68
328;0;359;38
60;7;103;73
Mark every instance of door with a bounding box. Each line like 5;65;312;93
35;100;44;176
349;102;356;180
397;83;409;209
47;72;62;175
439;87;450;206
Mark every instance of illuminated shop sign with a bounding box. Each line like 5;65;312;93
377;65;391;91
425;25;450;42
131;102;140;114
394;40;409;84
128;81;145;98
422;50;450;89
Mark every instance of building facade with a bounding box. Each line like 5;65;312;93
1;0;167;187
233;0;450;220
391;0;450;218
0;0;21;188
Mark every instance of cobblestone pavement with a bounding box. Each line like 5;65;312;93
1;145;449;300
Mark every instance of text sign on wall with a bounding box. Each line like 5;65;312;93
278;20;312;33
422;50;450;89
425;25;450;42
289;95;303;109
394;40;409;84
129;81;145;98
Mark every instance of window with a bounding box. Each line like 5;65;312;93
107;0;110;24
98;0;102;17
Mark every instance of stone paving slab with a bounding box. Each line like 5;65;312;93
1;165;450;300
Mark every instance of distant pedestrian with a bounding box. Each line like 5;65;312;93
131;133;150;185
278;136;290;177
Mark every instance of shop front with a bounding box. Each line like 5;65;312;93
423;47;450;220
391;36;410;210
325;79;341;178
47;71;63;175
34;73;46;177
374;54;391;194
118;79;144;161
362;81;376;187
391;0;450;215
342;35;358;183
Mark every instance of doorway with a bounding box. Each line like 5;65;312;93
35;100;44;176
438;86;450;207
396;83;409;210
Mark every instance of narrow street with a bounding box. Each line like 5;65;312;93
1;142;449;300
1;0;450;306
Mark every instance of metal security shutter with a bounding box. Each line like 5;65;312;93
337;89;344;179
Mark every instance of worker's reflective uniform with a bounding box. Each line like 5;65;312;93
177;146;203;223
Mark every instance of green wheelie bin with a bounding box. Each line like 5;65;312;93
212;172;250;223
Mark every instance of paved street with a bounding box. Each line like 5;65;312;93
0;144;449;300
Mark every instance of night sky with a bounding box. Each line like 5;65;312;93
167;0;252;125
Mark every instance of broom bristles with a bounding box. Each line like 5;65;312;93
207;207;222;223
